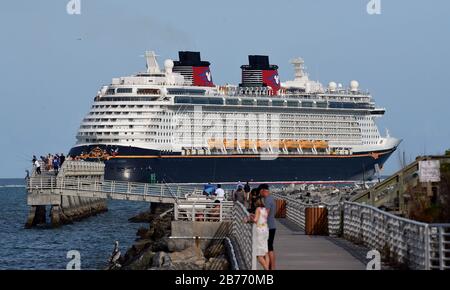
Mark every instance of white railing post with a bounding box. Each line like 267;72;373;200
251;224;257;270
174;204;179;221
438;226;444;270
424;225;431;270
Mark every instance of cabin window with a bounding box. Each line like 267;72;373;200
257;100;270;106
116;88;133;94
241;99;255;106
272;100;285;107
225;99;239;105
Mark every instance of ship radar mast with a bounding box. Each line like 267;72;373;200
291;57;306;80
144;51;161;74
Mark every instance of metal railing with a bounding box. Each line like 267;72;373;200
274;194;450;269
426;224;450;270
230;202;256;270
174;200;234;222
343;202;429;269
27;176;200;201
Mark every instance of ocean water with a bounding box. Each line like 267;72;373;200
0;178;150;270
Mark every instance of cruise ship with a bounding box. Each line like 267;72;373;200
68;51;401;184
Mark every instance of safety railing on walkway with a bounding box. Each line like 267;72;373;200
174;200;234;222
425;224;450;270
27;176;200;202
274;194;450;270
230;202;256;270
343;202;429;269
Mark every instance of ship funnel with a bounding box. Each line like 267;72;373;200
240;55;280;95
173;51;214;87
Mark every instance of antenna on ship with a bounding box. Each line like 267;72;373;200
144;51;161;74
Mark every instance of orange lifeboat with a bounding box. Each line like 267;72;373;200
270;140;281;149
314;140;329;149
300;140;315;149
257;140;271;149
237;139;248;149
284;139;300;149
208;138;224;149
224;139;236;149
248;140;257;149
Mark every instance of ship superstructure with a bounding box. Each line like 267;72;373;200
69;51;400;183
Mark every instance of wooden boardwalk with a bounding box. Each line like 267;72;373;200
273;219;367;270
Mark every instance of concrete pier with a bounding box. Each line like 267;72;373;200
25;161;108;228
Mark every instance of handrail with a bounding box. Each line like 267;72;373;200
27;176;199;201
274;193;450;270
230;202;256;270
174;200;234;222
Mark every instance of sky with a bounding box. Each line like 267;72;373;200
0;0;449;178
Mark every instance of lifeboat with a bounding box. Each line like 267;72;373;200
270;140;281;149
314;140;329;149
224;139;237;149
257;140;271;149
237;139;248;149
284;139;300;149
208;139;224;149
300;140;315;149
247;140;258;149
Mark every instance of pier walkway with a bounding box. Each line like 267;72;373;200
274;219;365;270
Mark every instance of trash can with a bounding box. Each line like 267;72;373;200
305;206;328;235
275;199;286;218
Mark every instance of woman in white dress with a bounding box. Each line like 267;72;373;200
252;197;270;270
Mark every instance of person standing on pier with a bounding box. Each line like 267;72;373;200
252;197;270;270
259;184;276;270
34;159;41;175
52;155;60;175
59;153;66;166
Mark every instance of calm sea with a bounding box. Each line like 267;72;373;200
0;178;149;269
